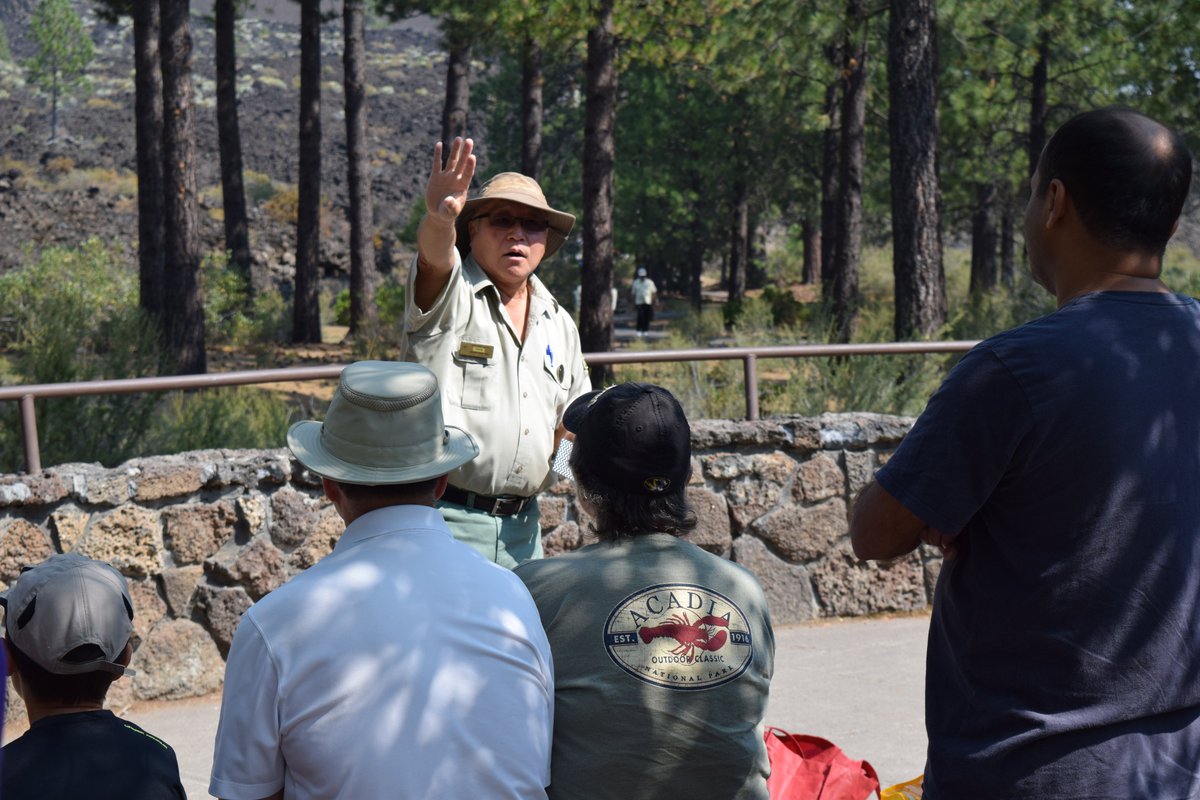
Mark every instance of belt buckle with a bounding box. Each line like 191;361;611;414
489;496;509;515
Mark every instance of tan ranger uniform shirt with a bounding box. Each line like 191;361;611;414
402;251;591;498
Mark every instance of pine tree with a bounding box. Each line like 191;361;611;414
23;0;94;141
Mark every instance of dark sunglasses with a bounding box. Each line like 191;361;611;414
477;213;549;234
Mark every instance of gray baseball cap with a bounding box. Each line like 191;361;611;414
1;553;135;676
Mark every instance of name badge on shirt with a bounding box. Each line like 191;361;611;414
458;341;494;359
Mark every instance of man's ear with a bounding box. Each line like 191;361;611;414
1045;178;1069;229
322;477;352;522
433;474;449;501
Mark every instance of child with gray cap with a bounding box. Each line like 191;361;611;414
2;553;186;799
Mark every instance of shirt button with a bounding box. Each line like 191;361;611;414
523;392;528;398
524;428;530;435
516;465;524;474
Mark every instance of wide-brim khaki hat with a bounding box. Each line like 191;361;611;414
288;361;478;485
456;172;575;258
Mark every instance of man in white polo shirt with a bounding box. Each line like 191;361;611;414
209;361;553;800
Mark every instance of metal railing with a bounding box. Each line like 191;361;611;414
0;341;980;475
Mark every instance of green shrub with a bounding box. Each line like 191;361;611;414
263;186;299;225
200;253;290;354
377;279;406;326
0;241;304;472
611;285;951;420
244;170;278;206
760;285;808;328
333;288;352;326
0;240;162;471
1162;243;1200;297
336;277;407;337
947;278;1055;341
149;387;296;455
201;251;250;343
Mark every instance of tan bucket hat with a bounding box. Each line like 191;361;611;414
456;172;576;258
287;361;478;485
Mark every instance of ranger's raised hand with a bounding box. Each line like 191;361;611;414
425;137;476;221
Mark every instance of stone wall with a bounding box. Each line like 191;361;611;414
0;412;938;717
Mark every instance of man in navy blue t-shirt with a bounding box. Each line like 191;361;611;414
851;107;1200;799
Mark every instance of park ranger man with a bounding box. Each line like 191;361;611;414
401;136;591;567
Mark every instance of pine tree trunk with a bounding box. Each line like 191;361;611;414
888;0;945;341
344;0;378;337
1000;196;1016;288
440;23;470;154
520;38;544;181
160;0;205;374
831;0;867;344
819;60;841;293
746;209;764;290
688;210;705;310
580;0;616;385
214;0;251;284
292;0;322;344
133;0;164;319
1028;0;1050;176
970;182;999;294
802;217;819;285
727;183;748;305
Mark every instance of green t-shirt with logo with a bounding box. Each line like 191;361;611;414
515;533;775;800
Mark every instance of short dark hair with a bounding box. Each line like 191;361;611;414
571;447;697;540
331;477;441;505
6;636;120;706
1036;107;1192;255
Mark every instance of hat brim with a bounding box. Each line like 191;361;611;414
287;421;479;485
457;197;575;259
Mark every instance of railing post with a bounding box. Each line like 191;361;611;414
20;394;41;474
743;354;759;421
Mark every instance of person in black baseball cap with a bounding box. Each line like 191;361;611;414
515;383;776;800
2;553;186;798
562;382;695;533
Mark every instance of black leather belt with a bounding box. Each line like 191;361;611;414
441;485;534;517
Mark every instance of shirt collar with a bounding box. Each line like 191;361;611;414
333;504;451;552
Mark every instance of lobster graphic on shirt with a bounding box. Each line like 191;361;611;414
638;611;729;661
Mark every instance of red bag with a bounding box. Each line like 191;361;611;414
765;726;881;800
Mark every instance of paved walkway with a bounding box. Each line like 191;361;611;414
104;613;930;798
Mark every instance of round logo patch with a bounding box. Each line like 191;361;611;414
603;583;754;690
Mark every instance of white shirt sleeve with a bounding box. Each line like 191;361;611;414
209;614;287;800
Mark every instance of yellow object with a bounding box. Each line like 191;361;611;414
881;775;924;799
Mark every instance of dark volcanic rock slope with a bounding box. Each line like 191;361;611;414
0;6;463;278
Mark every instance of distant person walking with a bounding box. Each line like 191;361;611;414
630;268;656;337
